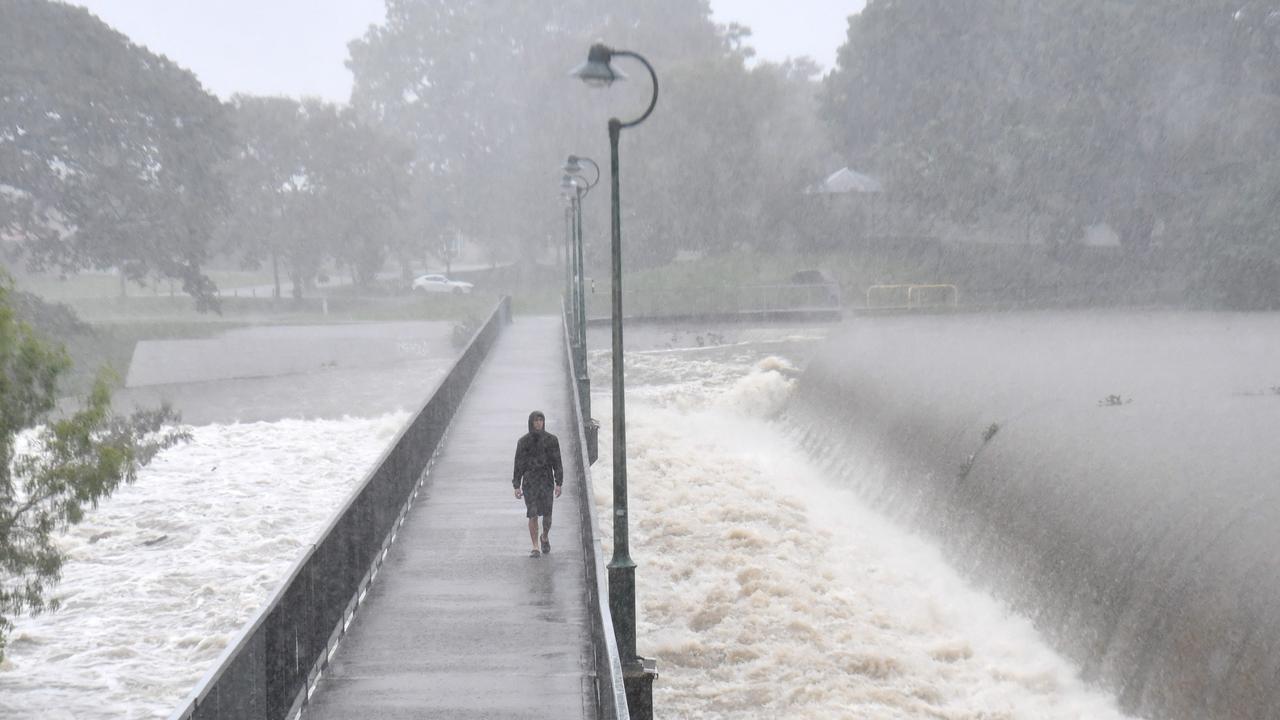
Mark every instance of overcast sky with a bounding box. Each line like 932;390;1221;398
67;0;864;103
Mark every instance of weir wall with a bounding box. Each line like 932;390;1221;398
787;311;1280;720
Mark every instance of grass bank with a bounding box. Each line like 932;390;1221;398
581;243;1208;316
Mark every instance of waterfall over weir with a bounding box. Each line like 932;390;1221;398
786;311;1280;720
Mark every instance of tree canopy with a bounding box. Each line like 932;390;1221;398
222;96;414;296
0;0;233;310
346;0;837;267
822;0;1280;260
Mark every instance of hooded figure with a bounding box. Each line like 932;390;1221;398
512;410;563;557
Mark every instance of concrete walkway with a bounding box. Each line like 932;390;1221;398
306;316;594;720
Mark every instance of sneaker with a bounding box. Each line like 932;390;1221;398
541;536;551;554
529;548;541;558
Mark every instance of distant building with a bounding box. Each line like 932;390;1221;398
805;167;883;195
795;167;888;250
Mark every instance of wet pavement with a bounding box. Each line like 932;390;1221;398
306;316;595;720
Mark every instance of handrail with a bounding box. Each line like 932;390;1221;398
168;296;513;720
617;282;841;306
907;284;959;307
560;307;629;720
585;282;842;324
866;283;958;309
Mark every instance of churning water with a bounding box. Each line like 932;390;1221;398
587;325;1133;719
0;413;409;719
3;322;1138;719
1;321;454;717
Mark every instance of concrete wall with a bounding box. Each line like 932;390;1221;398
126;322;454;387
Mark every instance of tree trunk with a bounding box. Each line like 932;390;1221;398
271;251;281;300
398;248;413;286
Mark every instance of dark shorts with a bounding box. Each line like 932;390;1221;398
523;482;555;519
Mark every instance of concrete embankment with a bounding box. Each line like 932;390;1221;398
115;321;456;424
786;311;1280;720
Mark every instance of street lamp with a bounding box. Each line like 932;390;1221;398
563;155;599;360
559;176;576;329
560;172;589;420
570;42;659;718
562;157;599;432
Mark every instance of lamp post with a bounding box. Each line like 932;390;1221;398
560;172;591;421
570;42;659;718
560;181;575;328
563;155;599;365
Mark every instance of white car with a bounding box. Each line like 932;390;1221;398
412;274;473;295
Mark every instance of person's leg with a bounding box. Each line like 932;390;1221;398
524;487;542;555
540;502;553;552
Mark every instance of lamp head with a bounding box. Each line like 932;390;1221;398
570;43;627;87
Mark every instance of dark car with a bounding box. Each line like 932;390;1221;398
789;269;833;285
789;269;840;306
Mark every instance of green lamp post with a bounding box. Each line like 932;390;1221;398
570;42;659;719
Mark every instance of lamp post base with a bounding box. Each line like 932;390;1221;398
577;374;591;424
585;417;600;466
623;657;658;720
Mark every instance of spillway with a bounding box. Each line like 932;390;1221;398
787;311;1280;720
588;323;1134;718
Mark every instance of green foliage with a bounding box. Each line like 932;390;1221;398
821;0;1280;305
306;105;415;288
0;0;233;310
0;279;188;660
8;289;88;340
221;96;313;300
346;2;837;267
223;97;414;298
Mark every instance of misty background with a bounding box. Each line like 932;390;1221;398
4;3;1280;719
6;0;1278;348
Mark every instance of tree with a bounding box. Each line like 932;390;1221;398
822;0;1280;263
305;104;414;288
224;96;317;300
224;97;414;295
0;276;187;660
346;0;834;270
0;0;234;310
822;0;1024;230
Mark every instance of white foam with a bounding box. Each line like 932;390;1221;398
0;413;409;719
590;341;1133;718
1;326;1137;718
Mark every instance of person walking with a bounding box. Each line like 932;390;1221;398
512;410;563;557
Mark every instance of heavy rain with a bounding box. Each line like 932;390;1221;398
2;2;1278;719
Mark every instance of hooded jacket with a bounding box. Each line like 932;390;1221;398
512;410;564;489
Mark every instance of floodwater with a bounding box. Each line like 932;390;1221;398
0;414;410;719
586;323;1133;719
0;322;454;718
1;319;1145;719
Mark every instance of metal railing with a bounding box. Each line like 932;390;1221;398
560;312;629;720
865;283;959;310
585;282;842;322
168;296;512;720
